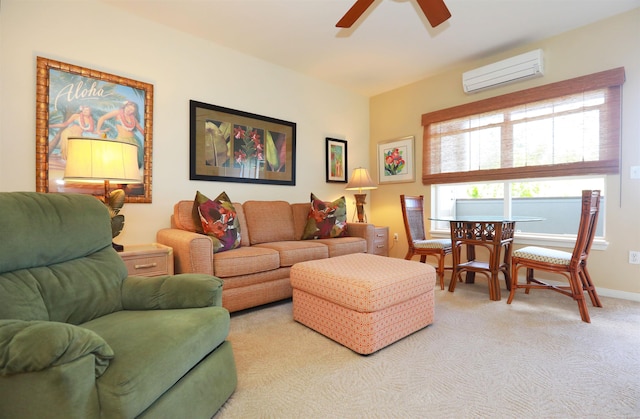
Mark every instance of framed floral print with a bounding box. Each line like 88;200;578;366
377;136;415;184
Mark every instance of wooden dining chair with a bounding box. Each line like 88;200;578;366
400;195;453;290
507;190;603;323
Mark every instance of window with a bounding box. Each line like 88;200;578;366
422;68;624;244
431;177;605;237
422;68;624;184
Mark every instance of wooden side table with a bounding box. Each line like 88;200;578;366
372;226;389;257
119;243;174;277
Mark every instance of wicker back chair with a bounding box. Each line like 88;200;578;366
507;190;603;323
400;195;452;290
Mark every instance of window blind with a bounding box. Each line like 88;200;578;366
421;67;625;184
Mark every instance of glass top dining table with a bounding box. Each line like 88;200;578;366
429;215;544;223
429;215;544;301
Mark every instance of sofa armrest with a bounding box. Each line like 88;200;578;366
157;227;214;275
121;274;224;310
346;223;376;254
0;320;113;378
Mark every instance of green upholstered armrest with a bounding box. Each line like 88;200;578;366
0;320;114;377
121;274;223;310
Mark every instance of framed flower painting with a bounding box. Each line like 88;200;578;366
377;136;415;184
190;100;296;186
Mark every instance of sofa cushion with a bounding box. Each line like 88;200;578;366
193;191;241;254
0;192;113;273
83;306;230;419
213;246;280;278
234;202;251;247
291;203;311;239
0;193;127;324
243;201;295;245
0;248;127;324
255;241;328;267
301;193;348;240
314;237;367;257
173;201;200;232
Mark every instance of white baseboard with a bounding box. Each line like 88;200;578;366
596;287;640;302
512;275;640;302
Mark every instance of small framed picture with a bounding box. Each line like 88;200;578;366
326;138;347;183
377;136;415;184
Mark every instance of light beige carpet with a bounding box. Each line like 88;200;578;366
214;284;640;418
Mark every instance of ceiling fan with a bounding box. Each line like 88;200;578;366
336;0;451;28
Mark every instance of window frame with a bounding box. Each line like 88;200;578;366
429;178;609;251
421;67;625;185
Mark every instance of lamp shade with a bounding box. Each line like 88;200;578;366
64;137;141;184
345;167;377;193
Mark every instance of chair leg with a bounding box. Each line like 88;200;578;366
580;265;603;308
437;253;445;290
507;262;517;304
568;270;591;323
525;268;534;294
502;266;511;291
448;270;460;292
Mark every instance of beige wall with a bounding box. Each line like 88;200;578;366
0;1;370;244
369;9;640;298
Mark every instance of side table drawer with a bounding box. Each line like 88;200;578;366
122;254;169;277
373;226;389;257
119;243;174;277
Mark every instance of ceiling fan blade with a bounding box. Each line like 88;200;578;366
336;0;376;28
416;0;451;28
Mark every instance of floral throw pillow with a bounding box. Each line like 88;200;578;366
301;193;348;240
193;191;241;253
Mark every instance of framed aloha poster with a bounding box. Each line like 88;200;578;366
190;100;296;186
325;138;347;183
35;56;153;203
377;136;415;184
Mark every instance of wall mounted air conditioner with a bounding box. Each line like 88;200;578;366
462;49;544;94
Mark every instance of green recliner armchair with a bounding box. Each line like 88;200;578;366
0;192;237;418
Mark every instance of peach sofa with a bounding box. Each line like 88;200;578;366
157;200;376;312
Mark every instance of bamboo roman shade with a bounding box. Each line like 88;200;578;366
421;67;625;185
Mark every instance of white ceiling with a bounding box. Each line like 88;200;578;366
102;0;640;97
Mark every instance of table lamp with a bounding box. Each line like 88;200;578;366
345;167;377;223
63;137;141;251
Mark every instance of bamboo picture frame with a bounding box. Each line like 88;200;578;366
35;57;153;203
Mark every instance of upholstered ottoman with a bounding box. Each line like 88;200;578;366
290;253;436;355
